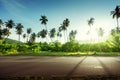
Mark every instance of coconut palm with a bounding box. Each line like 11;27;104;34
15;23;24;43
40;29;47;42
23;34;26;43
27;28;32;42
0;19;3;39
69;30;77;41
5;19;15;29
87;17;95;39
5;19;15;39
2;28;10;38
0;19;3;29
60;18;70;42
30;33;36;43
111;6;120;28
2;28;10;43
40;15;48;30
88;17;94;28
49;28;56;42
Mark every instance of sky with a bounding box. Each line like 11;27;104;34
0;0;120;43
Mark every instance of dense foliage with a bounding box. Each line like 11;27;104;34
0;34;120;55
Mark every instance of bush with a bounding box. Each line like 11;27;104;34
62;41;80;52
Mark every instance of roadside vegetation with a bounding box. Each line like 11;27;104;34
0;6;120;56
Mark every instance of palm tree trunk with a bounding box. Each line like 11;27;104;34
64;30;66;43
117;18;119;27
19;35;20;44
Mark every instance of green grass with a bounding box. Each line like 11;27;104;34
0;51;120;56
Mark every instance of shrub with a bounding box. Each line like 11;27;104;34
62;41;80;52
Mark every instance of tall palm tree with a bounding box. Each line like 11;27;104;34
15;23;24;43
87;17;95;52
60;18;70;42
23;34;26;43
0;19;3;29
111;6;120;28
27;28;32;42
69;30;77;41
5;19;15;38
0;19;3;39
30;33;36;43
40;15;48;30
49;28;56;42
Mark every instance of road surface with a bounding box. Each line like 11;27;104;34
0;56;120;77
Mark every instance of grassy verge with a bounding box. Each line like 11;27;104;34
0;51;120;56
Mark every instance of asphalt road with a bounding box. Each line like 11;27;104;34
0;56;120;77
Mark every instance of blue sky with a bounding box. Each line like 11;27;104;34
0;0;120;42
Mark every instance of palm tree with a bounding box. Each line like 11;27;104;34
30;33;36;43
23;34;26;43
5;19;15;29
40;15;48;30
69;30;77;41
2;28;10;43
49;28;56;42
87;17;95;52
15;23;24;43
40;29;47;42
111;6;120;28
0;19;3;29
60;18;70;42
0;19;3;39
88;17;94;29
87;17;95;41
27;28;32;42
98;27;104;41
5;19;15;38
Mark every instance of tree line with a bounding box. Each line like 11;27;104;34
0;5;120;53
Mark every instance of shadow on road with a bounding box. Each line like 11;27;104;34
96;57;113;76
67;56;87;77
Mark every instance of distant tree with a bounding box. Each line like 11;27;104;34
111;6;120;29
87;17;95;52
5;19;15;38
69;30;77;41
60;18;70;42
2;28;10;43
40;15;48;42
23;34;26;43
98;27;104;41
15;23;24;43
49;28;56;42
27;28;32;42
5;19;15;29
0;19;3;39
30;33;36;43
0;19;3;29
40;29;47;42
88;17;94;29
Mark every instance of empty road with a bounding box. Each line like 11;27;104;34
0;56;120;77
